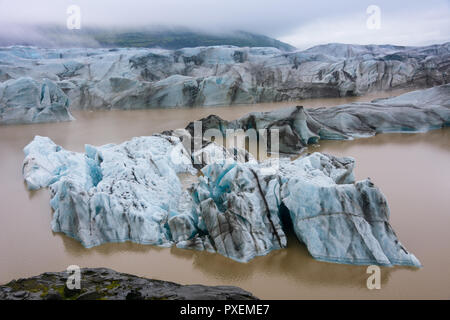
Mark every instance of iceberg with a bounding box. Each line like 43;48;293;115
187;84;450;154
279;153;421;267
182;154;421;266
22;134;421;267
185;161;287;262
23;135;195;248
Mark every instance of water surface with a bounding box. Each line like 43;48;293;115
0;92;449;299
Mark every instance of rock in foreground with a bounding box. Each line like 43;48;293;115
0;268;257;300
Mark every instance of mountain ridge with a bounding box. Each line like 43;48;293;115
0;25;296;51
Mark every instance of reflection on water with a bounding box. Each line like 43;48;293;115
58;226;399;291
0;92;449;299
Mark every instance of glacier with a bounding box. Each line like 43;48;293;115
187;84;450;154
0;42;448;116
23;134;421;267
0;77;73;124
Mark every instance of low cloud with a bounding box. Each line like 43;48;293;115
0;0;448;48
281;5;450;49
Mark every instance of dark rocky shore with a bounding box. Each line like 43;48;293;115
0;268;257;300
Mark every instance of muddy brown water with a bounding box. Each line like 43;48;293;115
0;91;449;299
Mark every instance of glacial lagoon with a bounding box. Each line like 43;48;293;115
1;93;449;299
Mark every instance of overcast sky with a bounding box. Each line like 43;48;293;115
0;0;448;49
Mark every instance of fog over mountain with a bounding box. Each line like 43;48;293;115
0;0;449;49
0;26;296;51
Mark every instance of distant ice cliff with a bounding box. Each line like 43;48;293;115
1;42;449;123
